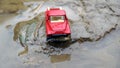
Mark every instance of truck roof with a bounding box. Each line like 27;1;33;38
47;8;66;16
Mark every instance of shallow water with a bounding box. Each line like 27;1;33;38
0;0;120;68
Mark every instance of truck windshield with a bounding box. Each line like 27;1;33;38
50;16;64;23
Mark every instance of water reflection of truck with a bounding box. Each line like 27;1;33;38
45;7;71;43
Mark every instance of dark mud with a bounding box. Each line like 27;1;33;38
0;0;25;13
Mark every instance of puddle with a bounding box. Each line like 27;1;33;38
50;54;71;63
0;0;120;68
13;0;120;64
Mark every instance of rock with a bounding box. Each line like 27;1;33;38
70;0;119;41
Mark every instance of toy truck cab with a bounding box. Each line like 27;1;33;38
45;7;71;42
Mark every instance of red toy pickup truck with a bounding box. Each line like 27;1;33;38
45;7;71;43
